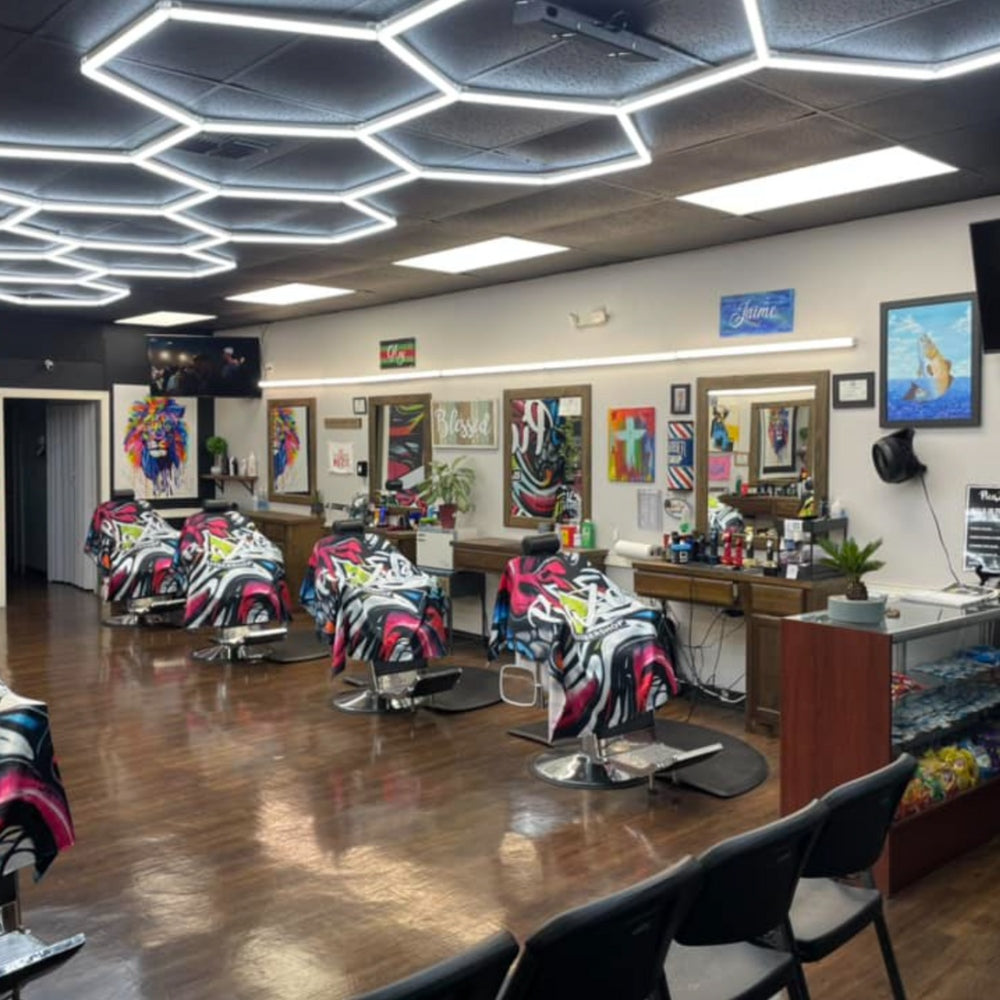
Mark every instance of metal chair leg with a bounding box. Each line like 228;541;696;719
872;908;907;1000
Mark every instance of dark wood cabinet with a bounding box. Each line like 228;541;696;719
632;560;843;732
246;510;326;607
781;603;1000;894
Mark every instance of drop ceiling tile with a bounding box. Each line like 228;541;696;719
812;0;1000;62
907;120;1000;179
0;1;69;33
635;80;809;155
836;64;1000;140
369;179;528;222
760;0;949;50
501;117;638;171
749;67;913;112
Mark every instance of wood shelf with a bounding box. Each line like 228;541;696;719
718;493;804;519
201;474;257;496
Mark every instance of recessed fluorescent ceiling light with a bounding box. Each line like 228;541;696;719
678;146;957;215
226;282;355;305
115;310;216;327
394;236;569;274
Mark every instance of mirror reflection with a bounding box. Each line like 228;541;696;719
368;394;431;501
695;372;829;534
267;397;316;505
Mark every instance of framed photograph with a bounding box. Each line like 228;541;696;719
880;293;981;428
832;372;875;409
352;396;367;415
670;383;691;415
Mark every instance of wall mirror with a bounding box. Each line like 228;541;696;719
267;397;317;505
503;384;592;529
694;371;829;534
368;393;432;500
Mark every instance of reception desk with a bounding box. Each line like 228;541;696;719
631;559;844;732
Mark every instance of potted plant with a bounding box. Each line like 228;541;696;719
818;536;887;624
416;457;475;530
206;435;228;474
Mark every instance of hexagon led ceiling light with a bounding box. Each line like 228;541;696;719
0;0;998;308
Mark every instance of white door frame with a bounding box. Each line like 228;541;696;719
0;388;110;608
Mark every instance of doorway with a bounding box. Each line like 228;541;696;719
0;390;109;608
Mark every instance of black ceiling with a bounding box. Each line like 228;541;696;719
2;0;1000;330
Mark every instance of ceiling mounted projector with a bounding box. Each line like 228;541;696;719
872;427;926;483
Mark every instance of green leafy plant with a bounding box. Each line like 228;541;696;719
818;536;885;600
205;435;228;457
416;457;475;512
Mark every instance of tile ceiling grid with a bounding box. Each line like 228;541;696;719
0;0;998;312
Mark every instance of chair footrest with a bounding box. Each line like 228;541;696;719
0;930;85;991
412;668;462;698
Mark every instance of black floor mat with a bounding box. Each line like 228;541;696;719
264;632;330;664
427;666;501;713
340;666;501;712
508;717;768;798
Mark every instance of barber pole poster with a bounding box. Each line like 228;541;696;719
667;420;694;491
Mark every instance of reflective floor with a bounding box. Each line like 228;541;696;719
3;581;998;999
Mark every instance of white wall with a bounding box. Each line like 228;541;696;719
216;194;1000;687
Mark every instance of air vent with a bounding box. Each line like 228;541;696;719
177;135;276;160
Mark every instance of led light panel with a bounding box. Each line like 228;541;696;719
395;237;569;273
226;282;355;305
678;147;957;215
115;310;216;327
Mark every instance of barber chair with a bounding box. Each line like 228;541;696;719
178;510;291;661
301;520;461;713
84;497;186;627
489;534;722;789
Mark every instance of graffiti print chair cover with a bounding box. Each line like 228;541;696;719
178;510;291;659
0;683;85;992
84;497;186;625
489;538;700;788
301;527;459;711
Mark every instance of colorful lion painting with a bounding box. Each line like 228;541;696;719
271;406;302;491
123;396;190;497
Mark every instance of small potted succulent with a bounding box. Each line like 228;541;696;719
818;536;886;624
416;456;475;530
206;435;228;474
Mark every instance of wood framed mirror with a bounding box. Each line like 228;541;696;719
368;393;432;500
267;397;317;505
694;371;829;534
503;384;591;529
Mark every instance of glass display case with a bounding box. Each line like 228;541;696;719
780;600;1000;894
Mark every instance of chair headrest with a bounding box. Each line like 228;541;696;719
202;499;237;512
521;533;561;556
112;489;135;500
332;518;366;536
384;478;404;491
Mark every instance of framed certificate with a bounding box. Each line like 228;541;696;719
832;372;875;409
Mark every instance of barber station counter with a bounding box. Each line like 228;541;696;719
452;537;608;575
631;559;845;733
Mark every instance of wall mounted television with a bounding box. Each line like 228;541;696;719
970;218;1000;353
147;336;262;398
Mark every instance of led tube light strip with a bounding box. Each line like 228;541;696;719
259;337;855;389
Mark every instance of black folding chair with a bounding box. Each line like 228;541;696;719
786;754;917;1000
351;931;519;1000
500;856;701;1000
664;800;827;1000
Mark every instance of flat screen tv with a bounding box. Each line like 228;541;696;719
970;219;1000;353
148;336;262;397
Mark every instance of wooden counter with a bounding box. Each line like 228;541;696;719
632;559;844;732
246;510;326;607
452;537;608;575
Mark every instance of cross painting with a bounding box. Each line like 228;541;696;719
608;407;655;483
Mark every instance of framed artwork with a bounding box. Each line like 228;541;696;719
608;407;655;482
832;372;875;409
267;397;316;504
503;384;591;528
880;293;981;428
368;394;431;497
112;384;198;499
352;397;368;415
707;453;733;483
431;400;498;449
749;401;805;479
670;383;691;415
379;337;416;369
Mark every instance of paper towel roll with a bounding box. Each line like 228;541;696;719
612;539;663;560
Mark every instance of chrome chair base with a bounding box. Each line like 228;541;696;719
332;664;462;715
531;750;648;790
102;596;186;628
191;624;288;663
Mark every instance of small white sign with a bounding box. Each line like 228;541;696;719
558;395;582;417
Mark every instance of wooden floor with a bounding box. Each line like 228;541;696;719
3;580;998;999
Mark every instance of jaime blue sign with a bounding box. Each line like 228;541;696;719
720;289;795;337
